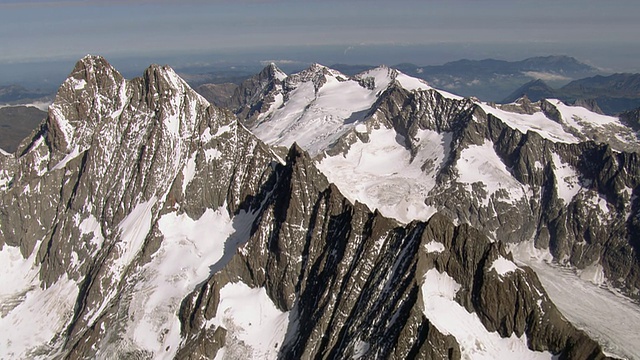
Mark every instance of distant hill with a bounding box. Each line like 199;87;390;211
503;79;557;104
503;73;640;115
0;84;50;104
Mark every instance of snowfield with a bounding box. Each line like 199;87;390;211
0;243;78;359
211;282;289;360
317;128;448;223
511;241;640;359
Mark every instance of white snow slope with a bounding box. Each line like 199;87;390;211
251;65;442;156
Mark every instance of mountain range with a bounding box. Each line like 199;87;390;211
0;55;639;359
329;55;601;102
504;73;640;115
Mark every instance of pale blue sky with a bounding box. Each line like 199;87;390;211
1;0;639;71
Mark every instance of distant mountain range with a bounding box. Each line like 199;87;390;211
504;73;640;115
330;55;601;102
0;84;50;104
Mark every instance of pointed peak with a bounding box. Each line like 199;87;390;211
260;62;287;81
308;62;327;70
285;142;315;166
287;142;306;159
142;63;191;93
71;54;117;79
295;63;348;82
63;55;124;101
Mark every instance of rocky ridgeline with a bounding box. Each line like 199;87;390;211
366;85;640;299
0;56;615;358
229;62;640;301
177;144;605;359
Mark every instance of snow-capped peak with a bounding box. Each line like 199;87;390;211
260;62;288;82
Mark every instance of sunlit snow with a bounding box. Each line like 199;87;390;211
490;256;520;277
424;240;446;253
0;243;79;359
421;269;552;359
317;128;448;223
551;153;581;204
211;282;289;360
252;72;375;155
113;206;261;358
114;207;236;358
457;141;529;206
511;241;640;359
478;103;580;144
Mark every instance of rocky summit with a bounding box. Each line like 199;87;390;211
0;55;626;359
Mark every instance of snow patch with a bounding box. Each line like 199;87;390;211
551;153;581;204
457;141;529;206
478;103;579;144
49;104;75;149
79;214;105;250
252;69;381;155
424;240;445;254
182;153;197;194
257;93;284;122
421;269;552;359
51;145;84;171
355;123;367;133
353;339;370;359
205;148;222;161
115;197;157;269
212;282;289;359
121;207;236;358
551;99;618;128
490;256;519;277
0;243;79;359
119;206;261;358
397;73;463;100
72;78;87;90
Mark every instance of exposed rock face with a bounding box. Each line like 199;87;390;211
226;63;288;127
0;55;277;358
179;144;606;360
228;63;640;303
0;56;612;359
195;82;238;108
365;87;640;299
620;106;640;130
573;98;604;115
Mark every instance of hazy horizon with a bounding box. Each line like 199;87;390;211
1;0;639;88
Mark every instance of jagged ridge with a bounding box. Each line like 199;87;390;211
0;56;613;359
